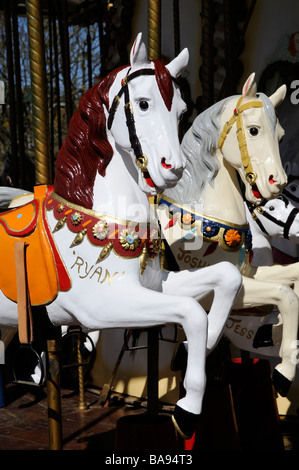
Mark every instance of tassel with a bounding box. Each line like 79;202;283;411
96;242;113;263
160;243;166;271
70;228;87;247
140;246;148;275
53;216;66;233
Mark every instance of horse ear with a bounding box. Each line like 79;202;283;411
166;48;189;77
130;32;148;67
269;84;287;108
242;73;257;98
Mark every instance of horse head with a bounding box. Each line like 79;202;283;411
219;73;287;204
107;33;189;196
54;33;189;209
248;194;299;242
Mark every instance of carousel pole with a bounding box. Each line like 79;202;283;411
25;0;62;450
148;0;161;61
147;0;161;417
25;0;51;184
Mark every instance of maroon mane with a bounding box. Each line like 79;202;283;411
54;60;174;209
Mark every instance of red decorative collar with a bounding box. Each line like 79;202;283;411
46;192;163;274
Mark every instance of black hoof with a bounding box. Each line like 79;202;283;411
272;369;292;397
253;324;274;348
172;405;199;440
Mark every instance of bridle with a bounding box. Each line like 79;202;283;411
247;195;299;239
218;95;263;186
107;66;178;175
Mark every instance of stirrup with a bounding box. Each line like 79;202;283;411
12;343;45;387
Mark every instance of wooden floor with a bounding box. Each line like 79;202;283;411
0;383;152;451
0;382;299;451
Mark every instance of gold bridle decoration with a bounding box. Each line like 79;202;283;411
218;96;263;186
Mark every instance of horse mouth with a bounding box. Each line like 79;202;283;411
252;184;261;199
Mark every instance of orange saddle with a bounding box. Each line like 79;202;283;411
0;185;71;307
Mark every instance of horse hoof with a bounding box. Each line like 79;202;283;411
272;369;292;397
171;405;199;440
253;324;273;348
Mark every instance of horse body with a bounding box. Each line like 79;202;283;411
159;73;299;396
0;33;243;439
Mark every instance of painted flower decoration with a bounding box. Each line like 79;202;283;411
224;229;241;247
202;221;219;238
119;228;141;251
181;212;194;225
92;219;109;240
70;212;82;226
56;203;64;213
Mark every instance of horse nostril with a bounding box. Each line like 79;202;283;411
269;175;276;184
161;157;172;169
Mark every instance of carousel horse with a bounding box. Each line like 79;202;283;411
270;167;299;265
0;33;242;440
225;180;299;356
246;192;299;267
158;73;299;397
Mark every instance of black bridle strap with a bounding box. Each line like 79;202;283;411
107;68;155;131
251;205;299;239
107;68;156;167
283;207;299;239
107;67;178;170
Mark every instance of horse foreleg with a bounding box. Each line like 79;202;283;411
234;276;299;396
64;284;209;439
162;261;242;353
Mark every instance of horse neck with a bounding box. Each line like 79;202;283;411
92;149;152;223
202;149;247;225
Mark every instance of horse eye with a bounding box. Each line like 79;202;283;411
249;127;259;136
290;185;297;192
269;205;275;211
139;100;149;111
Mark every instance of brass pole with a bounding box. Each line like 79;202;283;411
26;0;51;184
25;0;60;450
77;334;88;411
147;0;161;416
47;338;63;450
148;0;161;60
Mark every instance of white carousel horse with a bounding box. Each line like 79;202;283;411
158;73;299;397
0;33;242;440
246;192;299;267
227;182;299;356
270;169;299;265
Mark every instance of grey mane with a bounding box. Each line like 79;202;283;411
164;92;277;206
164;97;230;205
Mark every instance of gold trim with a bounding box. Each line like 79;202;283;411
51;192;151;228
160;194;249;230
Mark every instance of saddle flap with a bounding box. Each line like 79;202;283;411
0;185;71;306
0;200;38;236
